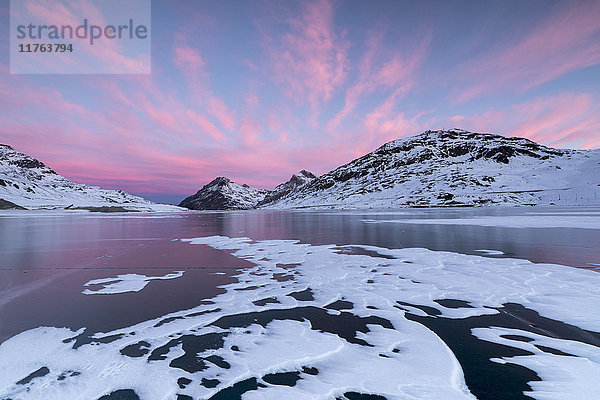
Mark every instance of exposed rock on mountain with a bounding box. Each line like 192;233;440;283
0;144;182;211
260;129;600;208
179;177;269;210
0;198;26;210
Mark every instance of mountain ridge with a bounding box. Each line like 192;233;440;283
3;129;599;211
266;129;599;208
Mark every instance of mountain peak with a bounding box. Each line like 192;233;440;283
297;169;317;178
207;177;233;187
180;177;269;210
288;170;318;185
0;145;57;174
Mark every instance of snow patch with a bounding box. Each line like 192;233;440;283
82;271;184;295
473;327;600;399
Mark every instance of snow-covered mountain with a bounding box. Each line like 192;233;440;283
261;129;600;208
0;144;182;211
179;177;270;210
179;171;319;210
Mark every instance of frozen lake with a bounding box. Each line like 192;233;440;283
0;207;599;400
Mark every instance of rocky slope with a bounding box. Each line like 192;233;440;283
0;144;182;211
261;129;600;208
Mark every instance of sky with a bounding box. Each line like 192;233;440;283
1;0;600;204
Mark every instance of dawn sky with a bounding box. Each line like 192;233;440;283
1;0;600;203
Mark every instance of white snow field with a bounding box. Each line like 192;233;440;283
1;235;599;399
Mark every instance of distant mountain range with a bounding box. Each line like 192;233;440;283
2;129;599;212
0;144;181;211
179;129;600;210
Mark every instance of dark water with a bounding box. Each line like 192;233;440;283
1;206;599;344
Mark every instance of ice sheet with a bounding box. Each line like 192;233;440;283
1;236;599;400
364;215;600;229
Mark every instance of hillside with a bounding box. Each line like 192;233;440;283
0;145;182;211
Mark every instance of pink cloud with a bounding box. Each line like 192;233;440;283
172;42;237;134
262;0;349;109
207;98;236;131
186;110;226;142
244;93;260;109
455;1;600;102
239;116;263;146
22;0;93;27
174;46;205;75
361;103;428;154
95;78;195;137
144;105;178;130
0;71;211;193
